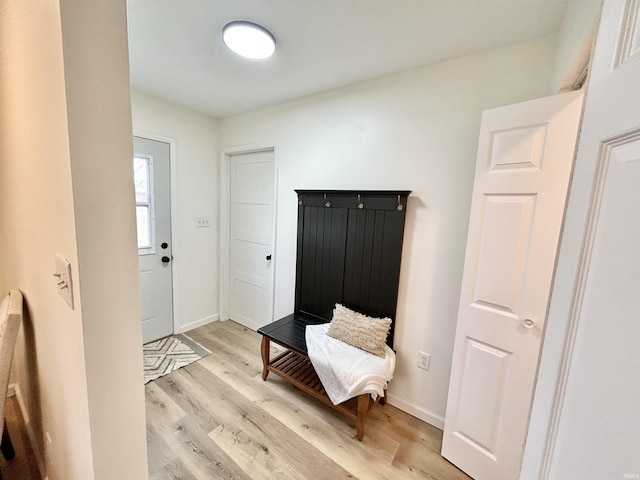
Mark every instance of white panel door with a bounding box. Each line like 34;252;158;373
524;0;640;477
229;150;275;330
134;136;174;343
441;92;583;479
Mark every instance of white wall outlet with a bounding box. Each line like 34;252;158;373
418;351;431;371
196;216;211;227
54;254;74;309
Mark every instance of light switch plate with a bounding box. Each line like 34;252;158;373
55;254;74;309
196;216;211;227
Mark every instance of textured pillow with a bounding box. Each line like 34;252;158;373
327;304;392;357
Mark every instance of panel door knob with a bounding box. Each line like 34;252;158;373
266;255;272;261
522;318;535;329
161;256;171;263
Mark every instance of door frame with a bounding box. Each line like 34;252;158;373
133;130;180;336
219;140;279;324
522;1;632;477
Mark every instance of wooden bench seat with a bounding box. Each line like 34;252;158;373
258;314;383;440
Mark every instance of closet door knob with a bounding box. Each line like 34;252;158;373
522;318;535;329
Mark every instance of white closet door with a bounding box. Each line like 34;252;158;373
229;149;275;330
441;91;583;480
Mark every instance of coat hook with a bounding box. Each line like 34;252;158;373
357;194;364;209
324;193;331;208
396;195;404;211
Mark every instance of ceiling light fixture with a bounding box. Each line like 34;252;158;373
222;21;276;60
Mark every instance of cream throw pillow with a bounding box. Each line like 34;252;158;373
327;304;392;357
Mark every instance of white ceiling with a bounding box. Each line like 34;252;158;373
127;0;569;118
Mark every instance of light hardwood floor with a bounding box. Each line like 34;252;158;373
146;320;471;480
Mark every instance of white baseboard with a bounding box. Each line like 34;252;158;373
385;393;445;430
179;314;219;333
8;382;48;480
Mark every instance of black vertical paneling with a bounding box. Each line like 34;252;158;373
377;212;405;348
317;209;348;319
317;208;331;318
294;190;410;348
298;206;317;314
297;204;349;320
342;209;358;305
294;201;305;313
367;210;386;317
358;209;376;308
327;210;348;316
312;207;325;314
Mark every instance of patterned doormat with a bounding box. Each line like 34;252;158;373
143;334;211;384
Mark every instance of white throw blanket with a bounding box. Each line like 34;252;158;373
305;323;396;405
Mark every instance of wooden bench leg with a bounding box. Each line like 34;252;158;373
260;336;270;381
355;394;369;441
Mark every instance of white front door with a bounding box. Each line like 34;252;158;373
441;92;583;479
134;136;174;343
229;149;275;330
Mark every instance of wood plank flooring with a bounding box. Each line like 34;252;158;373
147;321;471;480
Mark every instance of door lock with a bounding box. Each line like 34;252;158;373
266;255;272;261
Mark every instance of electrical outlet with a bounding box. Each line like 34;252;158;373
418;351;431;371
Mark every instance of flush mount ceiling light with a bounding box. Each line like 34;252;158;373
222;21;276;60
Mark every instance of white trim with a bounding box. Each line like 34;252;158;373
219;140;279;325
521;20;601;479
535;132;639;478
8;383;48;480
385;393;445;429
219;149;230;321
133;130;180;334
179;314;220;333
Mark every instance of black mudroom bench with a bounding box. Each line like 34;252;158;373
258;190;410;440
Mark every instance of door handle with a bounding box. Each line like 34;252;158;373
522;318;535;329
161;256;171;263
266;255;272;261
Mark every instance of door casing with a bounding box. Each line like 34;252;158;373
522;1;640;477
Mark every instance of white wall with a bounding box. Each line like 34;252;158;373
551;0;603;92
59;1;149;478
0;2;94;478
0;1;148;479
220;36;557;426
131;90;221;332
